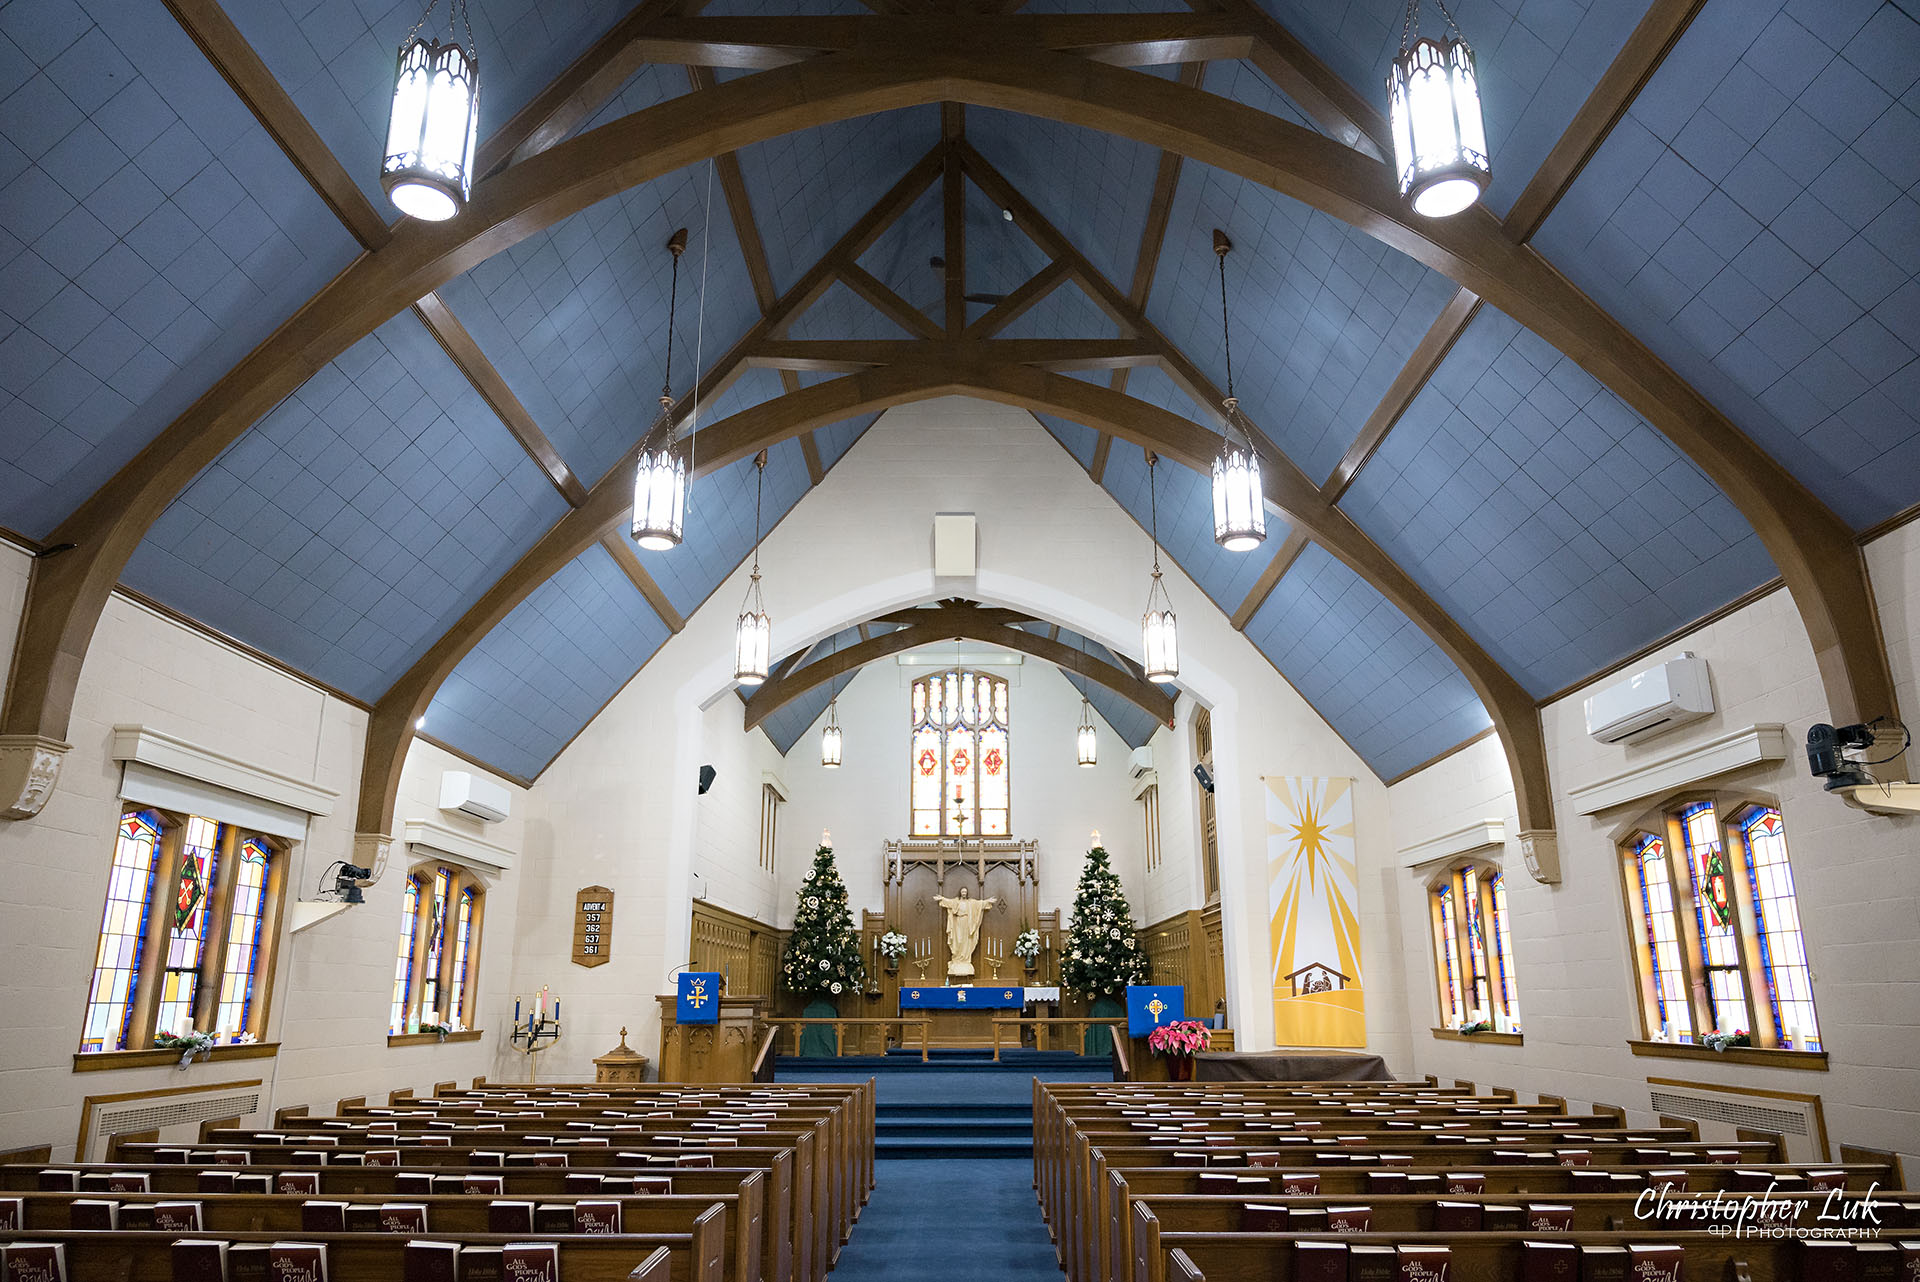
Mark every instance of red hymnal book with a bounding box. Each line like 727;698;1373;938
365;1150;401;1168
1238;1204;1288;1232
631;1176;671;1194
1567;1170;1610;1194
1525;1203;1574;1231
458;1245;503;1282
212;1151;251;1166
2;1244;67;1282
235;1175;272;1195
1195;1173;1237;1194
470;1152;505;1167
276;1173;320;1195
1348;1244;1396;1282
107;1173;150;1193
1894;1240;1920;1280
35;1172;75;1192
154;1148;193;1164
462;1176;505;1195
1278;1172;1320;1194
395;1174;434;1196
69;1200;118;1229
1853;1241;1899;1281
1397;1245;1449;1281
1626;1244;1683;1282
171;1238;230;1282
1291;1240;1346;1282
379;1204;429;1234
487;1202;534;1234
1519;1240;1575;1282
1556;1149;1591;1167
499;1243;559;1282
0;1199;19;1231
266;1243;327;1282
403;1241;460;1282
1444;1172;1485;1193
153;1202;204;1232
1430;1200;1483;1232
1326;1205;1372;1233
531;1155;567;1169
1245;1151;1283;1167
1702;1149;1741;1165
673;1155;710;1168
226;1243;270;1282
563;1175;601;1195
299;1201;346;1233
419;1136;451;1148
1805;1170;1849;1192
1646;1170;1688;1194
1576;1244;1627;1282
1797;1240;1854;1282
573;1200;621;1234
1368;1171;1408;1195
197;1172;236;1195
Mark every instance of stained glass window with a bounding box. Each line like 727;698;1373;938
390;876;423;1034
1433;885;1465;1025
1630;833;1693;1041
1489;872;1519;1024
213;839;272;1041
1737;806;1820;1050
1677;801;1748;1033
908;671;1010;837
1461;865;1489;1013
1430;862;1522;1030
449;888;476;1027
80;811;163;1052
81;809;283;1053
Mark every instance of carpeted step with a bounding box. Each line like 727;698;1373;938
877;1119;1033;1140
875;1136;1036;1159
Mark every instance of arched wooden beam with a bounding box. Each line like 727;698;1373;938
741;604;1175;732
7;41;1896;819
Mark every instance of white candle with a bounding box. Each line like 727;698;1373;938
1090;829;1101;847
821;828;832;847
1717;1010;1735;1035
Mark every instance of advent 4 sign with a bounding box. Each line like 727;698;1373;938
573;886;613;968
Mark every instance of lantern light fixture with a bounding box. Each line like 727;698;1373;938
1210;229;1265;552
382;0;481;222
734;451;772;686
632;229;691;551
1142;452;1179;684
820;633;844;768
1076;694;1098;768
1386;0;1490;218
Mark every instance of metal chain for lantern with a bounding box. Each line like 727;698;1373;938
1211;230;1265;552
1141;453;1179;683
631;230;690;550
734;452;772;685
383;0;482;221
1387;0;1490;218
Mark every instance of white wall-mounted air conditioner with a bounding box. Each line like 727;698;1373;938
1127;746;1155;779
439;770;510;824
1584;653;1713;745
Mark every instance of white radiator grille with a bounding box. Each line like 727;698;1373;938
1647;1084;1823;1162
93;1091;260;1153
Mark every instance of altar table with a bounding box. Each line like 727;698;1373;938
898;985;1030;1009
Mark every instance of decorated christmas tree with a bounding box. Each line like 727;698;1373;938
781;832;866;998
1059;833;1148;997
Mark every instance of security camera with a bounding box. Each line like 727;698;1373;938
1193;763;1215;794
1807;722;1877;791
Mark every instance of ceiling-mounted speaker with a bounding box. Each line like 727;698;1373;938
698;764;717;795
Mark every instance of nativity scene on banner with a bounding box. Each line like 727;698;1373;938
1266;776;1365;1048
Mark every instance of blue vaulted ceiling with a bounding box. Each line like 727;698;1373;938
4;0;1917;791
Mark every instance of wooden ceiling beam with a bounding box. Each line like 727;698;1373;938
623;14;1259;66
839;262;945;341
943;145;966;334
744;605;1174;731
746;338;1159;369
1321;286;1479;503
1230;528;1307;629
414;293;590;507
1088;433;1114;484
599;534;686;633
963;258;1070;339
1196;0;1389;160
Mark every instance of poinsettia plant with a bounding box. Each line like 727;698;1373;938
154;1030;218;1069
1702;1029;1751;1052
1145;1020;1212;1057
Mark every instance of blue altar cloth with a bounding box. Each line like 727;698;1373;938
899;985;1029;1010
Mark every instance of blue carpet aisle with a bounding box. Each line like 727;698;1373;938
778;1049;1108;1280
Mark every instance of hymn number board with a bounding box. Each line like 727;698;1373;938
573;886;613;968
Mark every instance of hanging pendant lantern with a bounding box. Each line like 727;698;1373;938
1076;697;1098;768
1142;452;1180;684
632;230;690;550
383;0;480;222
1386;0;1489;219
1209;230;1266;551
821;702;843;768
734;451;771;686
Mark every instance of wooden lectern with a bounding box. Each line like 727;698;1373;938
655;994;765;1082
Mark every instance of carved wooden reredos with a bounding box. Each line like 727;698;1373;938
882;839;1043;982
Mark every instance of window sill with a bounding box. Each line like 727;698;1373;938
1627;1039;1827;1071
72;1042;279;1073
1430;1027;1523;1046
387;1029;484;1048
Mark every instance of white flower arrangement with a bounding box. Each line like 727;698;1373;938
879;931;909;960
1013;928;1041;960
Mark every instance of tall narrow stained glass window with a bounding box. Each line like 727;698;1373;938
1628;832;1693;1041
154;816;220;1039
390;863;487;1036
1677;801;1747;1032
1428;860;1522;1031
81;811;163;1052
908;671;1011;838
390;876;422;1035
1736;806;1821;1049
449;888;476;1027
418;867;452;1022
213;838;273;1039
1433;885;1465;1026
1489;872;1519;1024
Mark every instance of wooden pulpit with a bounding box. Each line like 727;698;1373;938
655;994;765;1082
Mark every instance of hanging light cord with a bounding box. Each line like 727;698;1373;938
750;454;766;578
1216;249;1236;404
1400;0;1463;52
405;0;476;57
687;158;715;515
660;250;680;401
1148;453;1163;578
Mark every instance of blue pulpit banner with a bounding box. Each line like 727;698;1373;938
898;986;1027;1010
677;972;723;1024
1127;985;1185;1036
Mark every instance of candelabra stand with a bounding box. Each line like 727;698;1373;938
510;1016;563;1083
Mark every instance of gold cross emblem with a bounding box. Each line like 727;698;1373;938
1146;996;1168;1024
685;979;709;1008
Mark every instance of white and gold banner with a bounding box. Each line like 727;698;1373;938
1265;776;1365;1047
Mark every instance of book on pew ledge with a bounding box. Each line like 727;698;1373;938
533;1204;575;1234
1575;1244;1627;1282
462;1176;505;1195
1291;1240;1346;1282
1444;1172;1485;1193
573;1201;621;1234
226;1243;271;1282
276;1173;319;1195
630;1176;671;1194
1645;1169;1687;1193
0;1198;20;1231
379;1203;430;1233
299;1201;347;1232
1625;1244;1683;1282
1347;1243;1396;1282
1853;1240;1900;1281
488;1202;534;1234
198;1172;236;1194
344;1206;383;1233
1524;1203;1574;1231
286;1152;327;1167
1430;1200;1483;1232
1483;1205;1524;1231
1287;1207;1328;1232
1239;1203;1290;1232
471;1151;505;1167
153;1202;204;1232
365;1149;401;1167
458;1246;504;1282
156;1148;193;1164
266;1242;327;1282
500;1243;560;1282
404;1241;462;1282
1798;1240;1855;1282
68;1199;117;1229
1368;1171;1407;1194
2;1242;67;1282
1519;1240;1575;1281
107;1172;151;1192
1397;1244;1449;1281
172;1238;228;1282
330;1154;364;1168
396;1174;435;1196
1325;1204;1372;1233
35;1171;74;1192
1804;1170;1848;1191
236;1175;272;1194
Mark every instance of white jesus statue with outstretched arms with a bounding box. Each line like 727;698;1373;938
934;885;998;982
